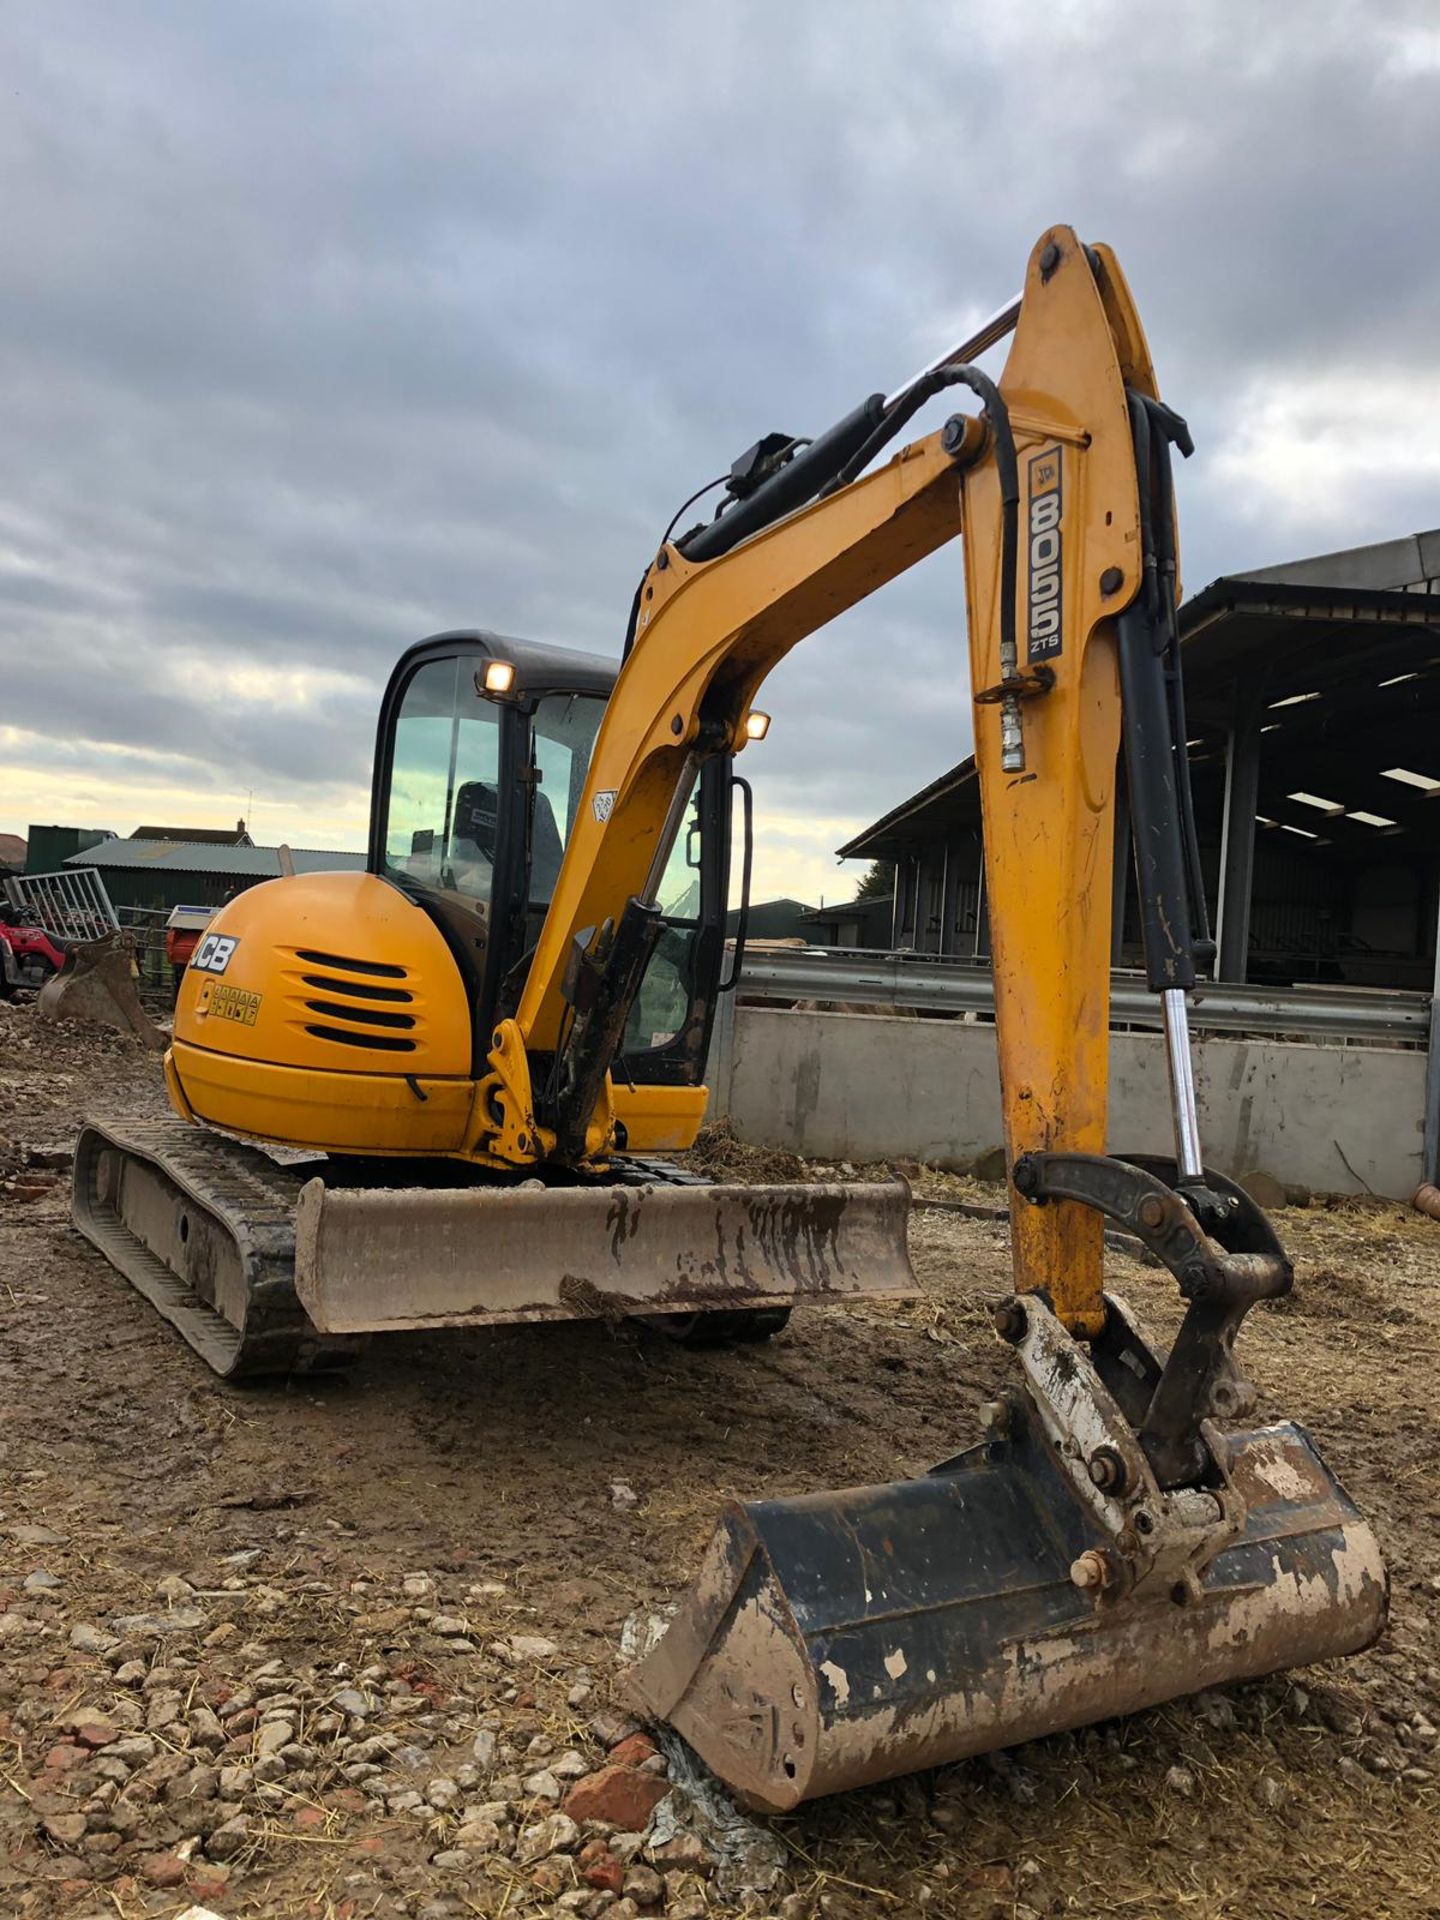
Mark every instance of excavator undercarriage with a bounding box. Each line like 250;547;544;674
74;1115;911;1376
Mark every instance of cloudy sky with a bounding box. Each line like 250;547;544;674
3;2;1438;904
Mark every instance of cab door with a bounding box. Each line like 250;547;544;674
619;757;733;1088
370;648;522;1065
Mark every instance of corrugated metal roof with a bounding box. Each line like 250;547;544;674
1237;526;1440;594
130;823;254;845
64;841;365;877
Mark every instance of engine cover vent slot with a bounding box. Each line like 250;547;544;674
304;1024;417;1053
300;973;412;1003
295;948;407;979
303;999;415;1030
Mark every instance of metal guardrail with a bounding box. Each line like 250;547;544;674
2;873;176;1005
734;947;1430;1044
4;867;118;942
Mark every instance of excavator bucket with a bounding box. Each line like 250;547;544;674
38;933;166;1050
292;1176;916;1333
629;1288;1387;1811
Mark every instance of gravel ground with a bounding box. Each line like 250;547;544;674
2;998;1438;1920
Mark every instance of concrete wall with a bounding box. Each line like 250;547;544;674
710;1005;1425;1200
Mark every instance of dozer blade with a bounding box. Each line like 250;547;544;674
628;1295;1387;1812
293;1177;915;1333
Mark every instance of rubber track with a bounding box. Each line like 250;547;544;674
72;1117;364;1380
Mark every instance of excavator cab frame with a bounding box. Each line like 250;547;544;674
364;629;737;1094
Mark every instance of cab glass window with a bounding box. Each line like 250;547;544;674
623;784;703;1058
529;693;606;907
383;657;502;917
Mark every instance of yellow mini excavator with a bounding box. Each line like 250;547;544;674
74;228;1386;1807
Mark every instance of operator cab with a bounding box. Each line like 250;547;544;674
367;631;734;1085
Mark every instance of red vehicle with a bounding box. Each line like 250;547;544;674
0;919;67;994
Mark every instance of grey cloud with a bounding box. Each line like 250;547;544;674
1;0;1436;878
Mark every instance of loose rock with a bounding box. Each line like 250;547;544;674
68;1623;119;1656
623;1862;664;1904
505;1634;559;1663
517;1810;582;1863
454;1816;503;1852
139;1851;188;1887
256;1718;294;1757
10;1523;67;1547
207;1814;250;1861
42;1812;88;1849
111;1607;206;1636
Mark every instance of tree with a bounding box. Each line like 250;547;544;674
853;860;894;902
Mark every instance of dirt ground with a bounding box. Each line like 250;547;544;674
2;1000;1438;1920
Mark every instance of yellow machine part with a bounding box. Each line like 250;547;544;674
958;234;1151;1334
170;871;476;1154
610;1082;709;1152
166;869;712;1159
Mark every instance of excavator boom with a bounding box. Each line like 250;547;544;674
627;228;1386;1807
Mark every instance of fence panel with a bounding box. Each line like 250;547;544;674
4;868;119;942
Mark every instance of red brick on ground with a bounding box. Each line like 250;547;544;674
607;1731;658;1770
563;1764;669;1831
582;1850;626;1895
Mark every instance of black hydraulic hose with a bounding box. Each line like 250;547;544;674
620;571;646;663
1132;390;1211;956
822;360;1020;682
820;363;963;496
1118;389;1198;995
1127;389;1159;621
718;774;754;994
820;359;1025;760
1117;603;1196;994
1167;632;1213;956
662;473;729;547
942;366;1020;700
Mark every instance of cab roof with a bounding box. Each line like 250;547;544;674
399;629;618;702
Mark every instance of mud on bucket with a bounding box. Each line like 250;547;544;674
627;1408;1386;1813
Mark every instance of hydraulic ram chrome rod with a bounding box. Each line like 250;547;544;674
884;293;1022;410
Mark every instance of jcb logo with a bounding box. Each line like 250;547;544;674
192;933;240;975
1026;446;1064;662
